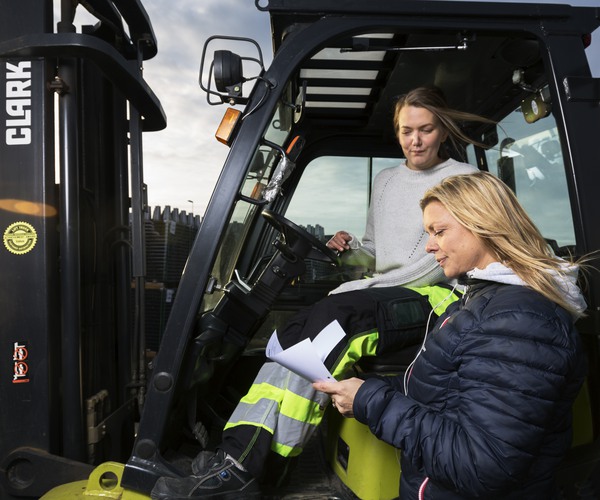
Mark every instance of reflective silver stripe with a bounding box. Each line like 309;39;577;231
271;402;325;456
226;363;291;431
227;398;280;433
252;362;292;386
225;363;330;457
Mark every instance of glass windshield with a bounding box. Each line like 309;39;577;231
468;109;575;249
284;155;399;283
285;156;397;238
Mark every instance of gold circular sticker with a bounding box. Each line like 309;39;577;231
3;221;37;255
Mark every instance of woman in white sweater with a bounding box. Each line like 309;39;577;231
330;157;477;293
328;86;486;293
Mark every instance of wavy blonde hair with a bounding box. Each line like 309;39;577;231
420;171;583;316
393;86;495;160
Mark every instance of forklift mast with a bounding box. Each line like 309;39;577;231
0;0;165;498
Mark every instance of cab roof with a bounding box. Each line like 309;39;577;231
259;0;599;147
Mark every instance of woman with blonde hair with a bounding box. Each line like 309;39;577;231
316;171;587;499
421;170;586;316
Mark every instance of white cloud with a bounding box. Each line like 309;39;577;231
140;0;271;215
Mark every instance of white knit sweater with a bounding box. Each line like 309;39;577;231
330;158;478;294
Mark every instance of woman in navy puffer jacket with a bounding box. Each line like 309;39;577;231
315;172;587;499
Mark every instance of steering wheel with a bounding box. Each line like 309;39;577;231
262;209;340;265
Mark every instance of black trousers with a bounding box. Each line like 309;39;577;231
220;285;455;479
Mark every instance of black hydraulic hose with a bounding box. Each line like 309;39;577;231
57;57;85;462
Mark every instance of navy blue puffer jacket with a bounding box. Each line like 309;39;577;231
353;279;586;499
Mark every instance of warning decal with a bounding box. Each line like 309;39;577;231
13;342;30;384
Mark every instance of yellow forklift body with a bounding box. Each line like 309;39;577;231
42;462;149;500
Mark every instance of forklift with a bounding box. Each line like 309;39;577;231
2;0;600;498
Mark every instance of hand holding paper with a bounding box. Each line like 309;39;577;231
265;320;346;382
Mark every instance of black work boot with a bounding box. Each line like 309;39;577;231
191;450;219;475
150;449;260;499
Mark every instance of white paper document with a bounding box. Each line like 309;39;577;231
265;319;346;382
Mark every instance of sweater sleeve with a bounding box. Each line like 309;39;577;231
360;193;377;259
353;310;584;496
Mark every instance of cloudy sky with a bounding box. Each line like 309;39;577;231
130;0;600;217
140;1;271;216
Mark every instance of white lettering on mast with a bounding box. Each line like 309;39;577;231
5;61;32;145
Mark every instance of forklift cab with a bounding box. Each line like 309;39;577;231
5;0;600;499
119;1;600;498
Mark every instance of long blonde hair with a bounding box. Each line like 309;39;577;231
420;171;583;316
393;86;495;160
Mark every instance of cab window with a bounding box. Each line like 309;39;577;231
285;155;399;282
468;109;575;250
203;92;294;311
